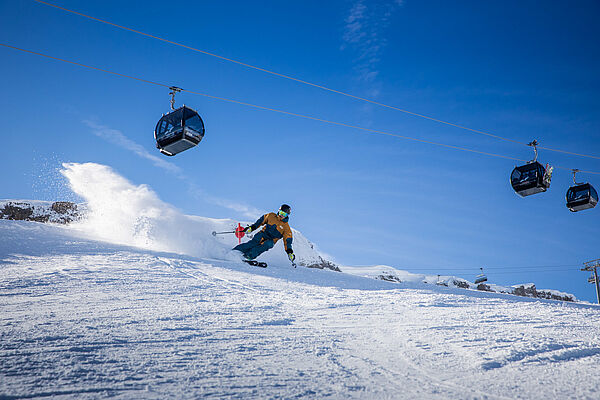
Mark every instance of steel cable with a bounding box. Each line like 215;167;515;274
31;0;600;163
1;42;599;175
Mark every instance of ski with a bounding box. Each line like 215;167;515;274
243;260;267;268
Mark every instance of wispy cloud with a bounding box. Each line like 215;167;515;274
83;120;264;219
187;184;265;219
83;120;183;175
343;2;368;47
341;1;403;90
208;198;264;220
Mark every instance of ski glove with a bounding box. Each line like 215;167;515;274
288;252;296;262
244;226;253;233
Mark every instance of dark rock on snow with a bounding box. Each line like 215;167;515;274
0;201;81;224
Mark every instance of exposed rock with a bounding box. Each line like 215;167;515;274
1;203;43;222
512;285;532;297
453;280;470;289
377;274;402;283
51;201;77;215
511;284;574;302
477;283;493;292
0;201;81;224
535;290;575;302
303;257;341;272
443;278;576;302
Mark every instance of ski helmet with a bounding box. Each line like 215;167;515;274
280;204;291;214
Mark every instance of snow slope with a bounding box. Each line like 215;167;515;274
2;163;600;399
2;221;600;399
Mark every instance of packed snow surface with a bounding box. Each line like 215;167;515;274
2;163;600;399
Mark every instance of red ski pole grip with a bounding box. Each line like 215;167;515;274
235;223;245;243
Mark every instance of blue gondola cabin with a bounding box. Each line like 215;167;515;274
510;162;552;197
155;105;205;156
566;183;598;212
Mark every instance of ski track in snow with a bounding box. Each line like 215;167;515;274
2;221;600;399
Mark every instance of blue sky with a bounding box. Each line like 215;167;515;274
1;0;600;301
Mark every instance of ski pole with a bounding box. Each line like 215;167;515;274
212;229;253;240
211;231;236;236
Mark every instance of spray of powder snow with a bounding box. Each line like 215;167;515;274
60;162;234;259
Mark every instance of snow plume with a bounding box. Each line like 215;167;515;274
60;162;233;259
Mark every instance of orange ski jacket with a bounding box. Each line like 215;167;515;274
249;212;293;252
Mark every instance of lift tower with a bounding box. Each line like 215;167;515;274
582;259;600;304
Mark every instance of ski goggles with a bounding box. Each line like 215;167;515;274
277;209;289;218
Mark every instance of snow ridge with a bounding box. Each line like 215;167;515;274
0;161;578;301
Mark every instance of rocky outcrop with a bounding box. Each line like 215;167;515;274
377;274;403;283
453;280;470;289
511;284;575;302
0;201;81;224
447;279;575;302
476;283;494;292
303;257;341;272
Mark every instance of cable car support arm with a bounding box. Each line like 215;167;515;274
527;140;539;163
572;169;583;185
169;86;183;110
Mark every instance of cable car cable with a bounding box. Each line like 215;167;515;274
416;269;581;275
2;42;600;175
469;270;578;275
417;269;580;274
410;265;582;271
344;264;584;271
0;42;528;162
31;0;600;162
0;43;171;89
406;268;581;273
355;264;582;270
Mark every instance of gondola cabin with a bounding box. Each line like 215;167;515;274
566;183;598;212
510;161;551;197
474;267;488;284
155;105;205;156
474;267;487;284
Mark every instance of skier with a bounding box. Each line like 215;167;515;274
233;204;295;263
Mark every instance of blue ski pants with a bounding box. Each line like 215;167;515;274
233;231;275;260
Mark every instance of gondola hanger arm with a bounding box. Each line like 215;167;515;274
572;169;583;185
527;140;539;163
169;86;183;110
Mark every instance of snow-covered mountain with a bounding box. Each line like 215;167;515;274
0;196;575;302
341;264;577;302
2;162;600;399
0;161;577;302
